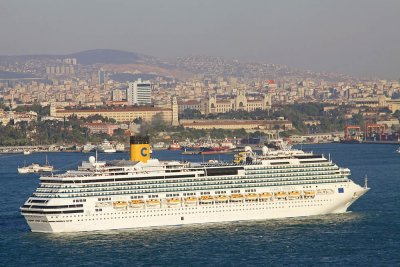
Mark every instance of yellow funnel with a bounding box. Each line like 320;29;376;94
130;135;150;163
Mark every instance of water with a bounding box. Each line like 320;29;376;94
0;144;399;266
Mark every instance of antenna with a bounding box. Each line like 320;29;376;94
95;149;98;163
328;153;331;161
364;175;368;189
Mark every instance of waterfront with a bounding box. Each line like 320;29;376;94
1;144;399;266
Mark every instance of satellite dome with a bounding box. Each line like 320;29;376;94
89;156;96;164
244;146;252;152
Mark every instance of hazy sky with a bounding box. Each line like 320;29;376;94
0;0;399;79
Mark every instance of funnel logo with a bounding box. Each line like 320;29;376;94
130;144;150;163
140;147;148;157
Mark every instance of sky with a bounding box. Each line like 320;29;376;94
0;0;399;79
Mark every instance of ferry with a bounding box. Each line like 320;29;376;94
20;135;369;233
18;156;53;174
97;140;116;153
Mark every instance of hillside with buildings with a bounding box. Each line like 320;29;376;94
1;49;400;146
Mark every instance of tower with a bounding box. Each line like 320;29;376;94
235;89;247;110
171;96;179;126
263;93;272;109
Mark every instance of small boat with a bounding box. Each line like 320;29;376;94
288;191;301;199
168;142;181;150
215;195;229;202
230;194;244;201
166;198;181;206
147;199;161;206
396;147;400;154
130;200;144;208
259;192;273;199
245;193;258;201
275;192;288;199
23;150;32;155
113;201;128;208
304;190;316;198
199;196;214;203
184;197;197;205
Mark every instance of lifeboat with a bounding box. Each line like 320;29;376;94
113;201;128;208
200;196;214;204
259;192;273;199
130;199;144;208
166;198;181;206
274;192;287;199
230;194;244;201
216;195;229;202
184;197;197;205
147;199;161;206
288;191;301;199
245;193;258;201
304;190;316;198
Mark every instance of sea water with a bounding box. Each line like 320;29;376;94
0;144;399;266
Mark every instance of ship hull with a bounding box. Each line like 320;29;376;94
23;183;368;233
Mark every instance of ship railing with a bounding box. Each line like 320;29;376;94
33;177;348;198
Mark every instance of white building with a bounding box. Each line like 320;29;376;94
127;79;152;105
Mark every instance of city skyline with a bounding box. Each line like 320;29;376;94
0;0;399;79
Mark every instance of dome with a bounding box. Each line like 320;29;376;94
89;156;96;164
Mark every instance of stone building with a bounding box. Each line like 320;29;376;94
201;89;272;115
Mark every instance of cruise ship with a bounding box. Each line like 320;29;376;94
21;135;369;233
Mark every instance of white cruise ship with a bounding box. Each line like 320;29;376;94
21;135;369;233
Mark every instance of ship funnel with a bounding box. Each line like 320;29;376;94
130;135;150;163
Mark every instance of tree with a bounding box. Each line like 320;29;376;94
181;108;202;119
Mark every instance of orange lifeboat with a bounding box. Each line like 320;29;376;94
259;192;273;199
130;199;144;208
216;195;229;202
184;197;197;205
304;190;316;198
275;192;287;199
113;201;128;208
288;191;301;199
230;194;244;201
147;199;161;206
200;196;214;204
166;198;181;206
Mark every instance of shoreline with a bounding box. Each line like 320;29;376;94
1;141;400;154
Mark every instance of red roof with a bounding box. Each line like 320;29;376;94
57;107;170;113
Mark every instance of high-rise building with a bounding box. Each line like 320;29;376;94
98;69;106;85
127;79;152;105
